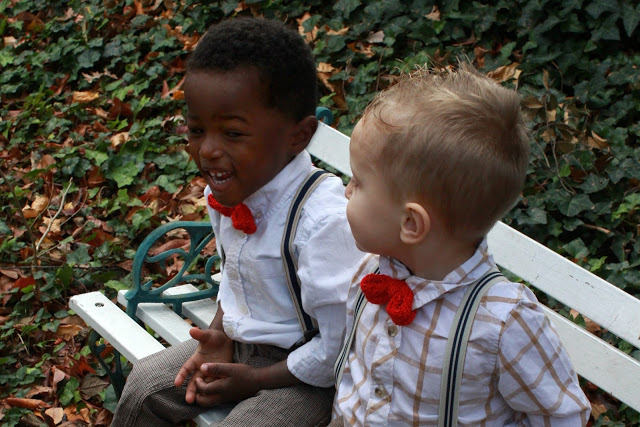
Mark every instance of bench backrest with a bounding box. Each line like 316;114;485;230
308;121;640;412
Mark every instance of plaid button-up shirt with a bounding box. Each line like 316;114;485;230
334;240;590;426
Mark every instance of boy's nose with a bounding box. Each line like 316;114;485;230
200;135;223;159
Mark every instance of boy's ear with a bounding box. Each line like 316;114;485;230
400;202;430;245
289;115;318;154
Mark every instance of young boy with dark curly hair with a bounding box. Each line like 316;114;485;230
331;65;591;426
112;17;365;426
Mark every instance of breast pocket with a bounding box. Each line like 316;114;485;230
240;256;295;319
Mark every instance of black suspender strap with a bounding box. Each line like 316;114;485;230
334;267;379;385
439;269;504;427
333;264;504;425
282;169;331;350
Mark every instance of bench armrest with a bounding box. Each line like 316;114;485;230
125;221;219;318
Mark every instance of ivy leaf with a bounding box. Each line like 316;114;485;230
59;377;80;406
333;0;360;18
579;175;609;194
563;238;590;259
55;265;73;288
585;0;619;19
85;149;109;167
612;193;640;220
77;49;101;69
154;175;179;193
131;208;153;231
106;161;141;188
559;194;595;217
621;3;640;36
0;50;14;67
67;245;91;266
105;280;130;292
220;1;239;15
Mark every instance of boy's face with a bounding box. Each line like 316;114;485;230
344;118;403;256
185;69;300;207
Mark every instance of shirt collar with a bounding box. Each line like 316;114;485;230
242;150;313;226
378;238;494;309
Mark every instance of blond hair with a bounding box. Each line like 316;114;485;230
364;63;530;240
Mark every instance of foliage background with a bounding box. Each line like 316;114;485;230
0;0;638;425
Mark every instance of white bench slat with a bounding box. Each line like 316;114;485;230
543;306;640;411
116;290;193;346
161;285;218;330
69;292;165;362
308;121;352;177
488;221;640;349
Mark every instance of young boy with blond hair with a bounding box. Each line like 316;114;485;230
112;17;365;426
332;64;591;426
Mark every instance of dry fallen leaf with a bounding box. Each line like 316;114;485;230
44;407;65;424
72;91;100;103
110;132;130;149
41;217;62;235
586;131;609;150
51;366;68;392
522;96;544;109
35;154;56;170
591;402;608;419
317;62;336;73
0;269;19;279
25;385;54;399
570;309;602;334
366;30;385;44
487;62;521;83
80;375;109;399
56;324;84;340
64;405;91;422
425;5;441;21
6;397;51;410
32;195;50;214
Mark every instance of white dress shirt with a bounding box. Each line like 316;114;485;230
334;240;590;426
205;150;366;387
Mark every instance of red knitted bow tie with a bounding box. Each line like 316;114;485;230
207;194;257;235
360;273;416;326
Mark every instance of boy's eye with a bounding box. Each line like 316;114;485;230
225;130;244;138
187;127;203;136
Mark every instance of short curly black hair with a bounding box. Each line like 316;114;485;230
187;17;318;121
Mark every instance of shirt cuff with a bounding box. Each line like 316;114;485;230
287;336;334;388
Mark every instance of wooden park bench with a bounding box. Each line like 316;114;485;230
70;114;640;425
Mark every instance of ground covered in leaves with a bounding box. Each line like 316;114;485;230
0;0;639;425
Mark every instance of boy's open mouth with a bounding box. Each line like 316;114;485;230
202;169;234;194
209;170;233;185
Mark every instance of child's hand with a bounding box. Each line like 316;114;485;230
174;327;234;404
193;362;261;406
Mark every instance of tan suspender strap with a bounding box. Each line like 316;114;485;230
334;267;378;386
281;169;330;350
439;269;504;427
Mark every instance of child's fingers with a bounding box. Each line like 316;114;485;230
184;372;203;404
195;375;226;396
188;327;205;341
174;359;196;387
201;362;233;378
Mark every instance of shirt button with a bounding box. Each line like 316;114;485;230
374;386;386;398
387;325;398;337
